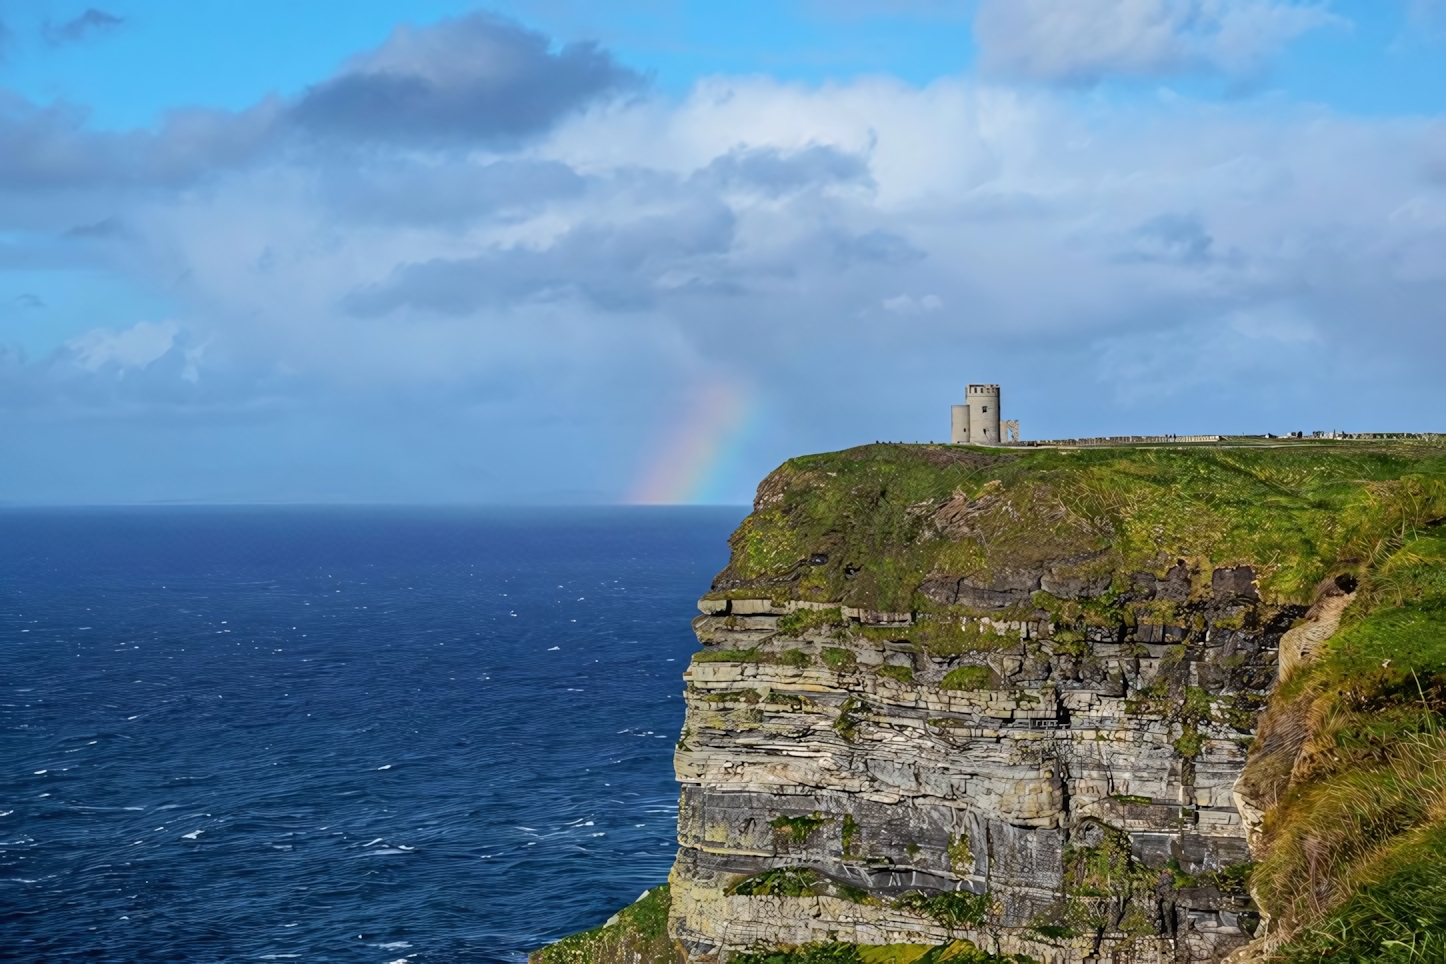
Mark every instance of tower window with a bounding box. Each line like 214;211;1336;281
982;406;988;413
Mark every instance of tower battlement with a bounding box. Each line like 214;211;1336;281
951;384;1016;445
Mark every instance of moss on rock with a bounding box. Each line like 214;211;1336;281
528;885;683;964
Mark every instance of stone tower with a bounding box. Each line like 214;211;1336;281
951;384;1003;445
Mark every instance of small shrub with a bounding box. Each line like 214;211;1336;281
1173;727;1205;760
1180;686;1214;724
771;813;829;844
947;833;974;874
695;647;762;663
730;943;863;964
911;618;1012;657
732;867;819;897
777;607;844;637
1207;861;1254;897
1051;630;1090;658
703;689;761;703
834;881;876;905
893;890;991;932
841;814;861;858
834;697;866;742
822;646;857;670
1027;922;1076;942
878;664;914;683
941;667;993;691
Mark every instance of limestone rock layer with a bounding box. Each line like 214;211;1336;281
670;589;1280;963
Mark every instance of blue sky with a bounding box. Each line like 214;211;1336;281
1;1;1444;503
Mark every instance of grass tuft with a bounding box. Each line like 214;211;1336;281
878;664;915;683
771;813;830;844
940;666;994;691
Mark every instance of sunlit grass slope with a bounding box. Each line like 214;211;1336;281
714;441;1446;613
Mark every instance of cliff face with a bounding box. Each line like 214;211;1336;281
665;443;1446;964
674;561;1282;960
531;441;1446;964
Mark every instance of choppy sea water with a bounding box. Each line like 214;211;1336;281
0;506;744;963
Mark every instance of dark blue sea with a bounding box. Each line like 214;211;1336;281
0;506;745;963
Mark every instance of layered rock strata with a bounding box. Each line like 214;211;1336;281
670;571;1290;963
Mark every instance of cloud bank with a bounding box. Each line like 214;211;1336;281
974;0;1337;83
0;9;1443;503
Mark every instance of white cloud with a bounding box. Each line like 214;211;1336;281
43;75;1444;426
883;294;944;314
65;321;178;372
974;0;1339;84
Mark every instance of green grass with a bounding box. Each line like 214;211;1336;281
878;664;914;683
778;607;845;636
732;944;1036;964
1247;521;1446;954
731;943;865;964
947;833;973;874
940;667;994;691
713;441;1446;613
732;867;822;897
529;885;681;964
1275;822;1446;962
822;646;858;670
694;647;764;663
908;617;1014;657
893;891;991;932
834;697;866;742
730;867;877;905
702;688;762;703
771;813;830;844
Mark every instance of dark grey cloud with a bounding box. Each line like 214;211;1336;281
0;13;632;206
0;93;276;194
64;216;127;238
697;144;873;196
289;12;641;145
44;8;124;46
347;200;737;315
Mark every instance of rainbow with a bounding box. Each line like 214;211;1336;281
627;380;755;504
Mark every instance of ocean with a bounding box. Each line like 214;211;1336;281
0;506;745;963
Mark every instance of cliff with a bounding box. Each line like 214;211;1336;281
533;441;1446;964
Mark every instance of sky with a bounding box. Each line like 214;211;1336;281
1;1;1444;505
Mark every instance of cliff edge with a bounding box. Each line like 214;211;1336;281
534;441;1446;964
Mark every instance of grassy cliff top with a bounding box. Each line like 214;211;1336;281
710;440;1446;614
